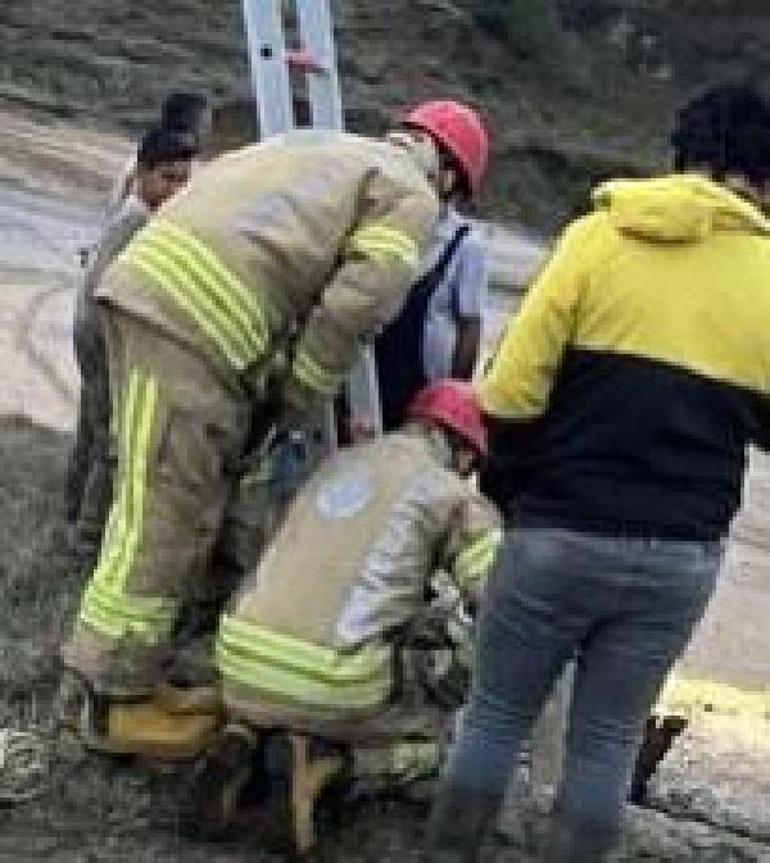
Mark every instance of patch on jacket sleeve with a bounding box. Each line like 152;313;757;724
315;465;374;519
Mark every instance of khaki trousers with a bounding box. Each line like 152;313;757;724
63;308;256;698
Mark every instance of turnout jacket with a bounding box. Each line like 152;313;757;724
97;130;438;398
481;174;770;540
217;430;501;728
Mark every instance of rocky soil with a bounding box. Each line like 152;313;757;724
1;1;770;231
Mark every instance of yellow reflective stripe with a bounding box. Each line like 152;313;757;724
216;637;391;711
80;607;125;640
351;224;419;261
133;241;251;365
117;373;157;590
349;235;418;266
87;368;150;592
79;371;174;645
159;221;264;332
454;529;502;584
218;649;390;711
138;244;253;364
390;740;441;779
132;254;244;369
293;349;341;395
80;609;168;645
129;220;268;369
457;548;495;582
97;369;141;582
84;585;172;626
348;224;419;268
353;244;407;268
154;222;267;353
143;230;261;359
219;615;390;683
81;585;174;644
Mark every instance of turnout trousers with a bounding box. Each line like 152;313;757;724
63;306;258;699
67;304;112;565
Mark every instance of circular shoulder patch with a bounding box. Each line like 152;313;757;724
315;465;374;519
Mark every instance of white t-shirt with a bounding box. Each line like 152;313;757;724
105;152;138;221
421;207;488;381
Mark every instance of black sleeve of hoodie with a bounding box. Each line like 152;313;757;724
479;416;541;521
750;392;770;453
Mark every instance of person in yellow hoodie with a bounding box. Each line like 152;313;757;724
59;101;489;750
426;83;770;862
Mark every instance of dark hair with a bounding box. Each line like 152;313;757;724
671;83;770;184
209;96;259;154
160;92;209;134
137;126;197;170
437;140;473;202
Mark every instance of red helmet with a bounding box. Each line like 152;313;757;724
404;100;489;195
407;380;488;458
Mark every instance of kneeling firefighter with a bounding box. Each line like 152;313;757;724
59;102;489;754
205;380;501;817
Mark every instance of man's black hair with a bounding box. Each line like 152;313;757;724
160;92;209;134
436;140;473;203
137;126;197;171
672;82;770;184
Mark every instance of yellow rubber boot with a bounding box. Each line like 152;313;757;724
156;683;222;715
107;696;221;760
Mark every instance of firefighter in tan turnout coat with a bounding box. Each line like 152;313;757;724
211;381;500;804
61;102;490;739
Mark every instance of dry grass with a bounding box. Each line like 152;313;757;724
3;0;769;231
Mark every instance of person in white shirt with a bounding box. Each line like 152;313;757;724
421;204;488;382
67;126;197;563
105;92;210;220
375;101;490;430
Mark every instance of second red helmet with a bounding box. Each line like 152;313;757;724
404;100;489;196
407;379;488;458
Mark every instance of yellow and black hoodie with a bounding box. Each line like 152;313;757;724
481;174;770;540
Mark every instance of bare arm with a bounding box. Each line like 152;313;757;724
452;316;481;379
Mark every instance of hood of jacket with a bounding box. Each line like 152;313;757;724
592;173;770;244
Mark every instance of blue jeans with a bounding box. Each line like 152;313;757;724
432;527;721;861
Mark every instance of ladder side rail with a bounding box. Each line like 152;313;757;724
295;0;383;436
244;0;383;440
295;0;344;130
345;343;383;437
243;0;295;137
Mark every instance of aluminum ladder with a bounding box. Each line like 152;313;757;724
241;0;383;443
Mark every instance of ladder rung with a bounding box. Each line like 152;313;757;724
286;48;327;74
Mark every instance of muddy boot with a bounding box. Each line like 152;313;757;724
106;698;220;760
55;670;111;745
187;722;260;838
56;671;220;760
423;786;502;862
541;808;618;863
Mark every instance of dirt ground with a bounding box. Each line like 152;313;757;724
0;109;767;860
